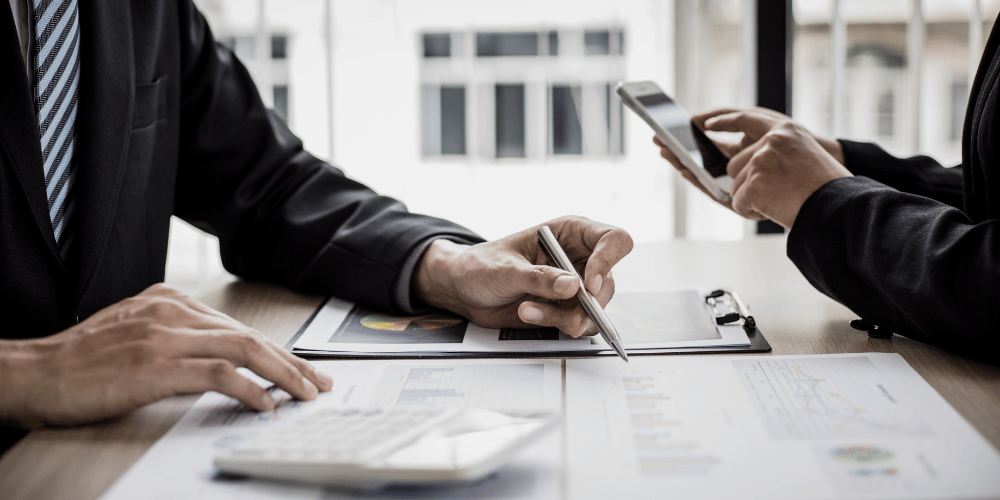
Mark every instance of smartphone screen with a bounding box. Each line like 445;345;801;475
636;93;729;178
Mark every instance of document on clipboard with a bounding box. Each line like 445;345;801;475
289;289;767;357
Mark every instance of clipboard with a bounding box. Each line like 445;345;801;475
284;289;771;358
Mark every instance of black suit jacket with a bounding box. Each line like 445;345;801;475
0;0;483;343
786;18;1000;364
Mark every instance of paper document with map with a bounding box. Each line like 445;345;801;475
100;359;562;500
291;289;751;356
564;353;1000;499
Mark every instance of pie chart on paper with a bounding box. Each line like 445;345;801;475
360;313;465;332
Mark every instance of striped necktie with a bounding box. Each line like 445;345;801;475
33;0;80;257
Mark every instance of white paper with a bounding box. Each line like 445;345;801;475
564;353;1000;500
292;289;750;356
100;359;563;500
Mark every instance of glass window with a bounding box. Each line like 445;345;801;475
584;30;610;55
548;30;559;56
477;32;538;57
876;90;894;139
424;33;451;58
551;85;583;154
271;35;287;60
441;86;466;155
495;84;525;158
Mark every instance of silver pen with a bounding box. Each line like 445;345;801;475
536;226;628;361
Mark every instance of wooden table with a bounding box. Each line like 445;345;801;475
2;236;998;500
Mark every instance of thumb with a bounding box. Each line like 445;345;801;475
509;261;581;301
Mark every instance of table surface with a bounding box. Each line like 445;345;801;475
2;236;998;500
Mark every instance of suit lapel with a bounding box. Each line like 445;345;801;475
0;2;64;268
72;0;134;303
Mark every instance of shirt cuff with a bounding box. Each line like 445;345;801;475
392;236;477;314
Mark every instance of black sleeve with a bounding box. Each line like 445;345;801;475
171;2;483;313
838;139;964;209
787;177;1000;364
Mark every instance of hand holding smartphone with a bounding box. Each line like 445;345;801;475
616;81;733;203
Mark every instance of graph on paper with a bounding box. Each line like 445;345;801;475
734;357;932;440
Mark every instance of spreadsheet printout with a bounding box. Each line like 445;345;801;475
565;353;1000;500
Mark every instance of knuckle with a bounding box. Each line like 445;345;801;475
528;266;549;288
236;332;265;359
206;360;236;384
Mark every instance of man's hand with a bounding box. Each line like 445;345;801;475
653;108;851;229
414;216;633;338
0;284;333;428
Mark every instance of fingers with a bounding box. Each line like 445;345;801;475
170;330;324;402
518;270;615;338
518;301;594;338
265;342;334;392
172;359;278;411
544;218;632;295
508;259;582;301
703;111;777;139
582;228;632;295
691;108;740;129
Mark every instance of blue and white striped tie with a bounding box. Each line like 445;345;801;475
33;0;80;257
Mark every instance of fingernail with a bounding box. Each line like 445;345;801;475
553;275;576;295
314;367;334;391
592;274;603;294
302;377;319;399
523;305;543;323
262;391;276;410
581;319;592;335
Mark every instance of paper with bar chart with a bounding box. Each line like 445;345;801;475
290;290;750;356
101;359;562;500
565;354;1000;500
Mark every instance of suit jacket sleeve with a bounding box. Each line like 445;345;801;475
171;2;483;312
838;139;964;209
786;176;1000;363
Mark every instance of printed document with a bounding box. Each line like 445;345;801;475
564;353;1000;499
100;359;562;500
292;289;750;356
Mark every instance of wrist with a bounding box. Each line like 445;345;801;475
0;340;46;429
413;239;470;316
817;136;845;164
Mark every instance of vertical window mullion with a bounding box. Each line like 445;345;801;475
970;0;984;90
906;0;924;151
831;0;847;137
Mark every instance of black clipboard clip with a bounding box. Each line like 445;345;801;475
705;289;756;334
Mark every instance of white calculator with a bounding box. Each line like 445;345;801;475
214;407;560;488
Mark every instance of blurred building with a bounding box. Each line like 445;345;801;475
166;0;997;291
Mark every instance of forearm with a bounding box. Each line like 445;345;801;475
788;177;1000;363
837;140;964;208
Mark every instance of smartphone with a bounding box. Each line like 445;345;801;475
616;81;732;203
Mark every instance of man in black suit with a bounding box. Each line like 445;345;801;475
0;0;632;445
656;17;1000;364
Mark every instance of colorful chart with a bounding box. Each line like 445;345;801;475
360;313;465;332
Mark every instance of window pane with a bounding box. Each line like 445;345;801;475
551;85;583;155
272;85;288;121
548;31;559;56
424;33;451;58
876;90;894;138
477;32;538;57
495;84;525;158
271;35;287;59
584;30;610;55
441;86;466;155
